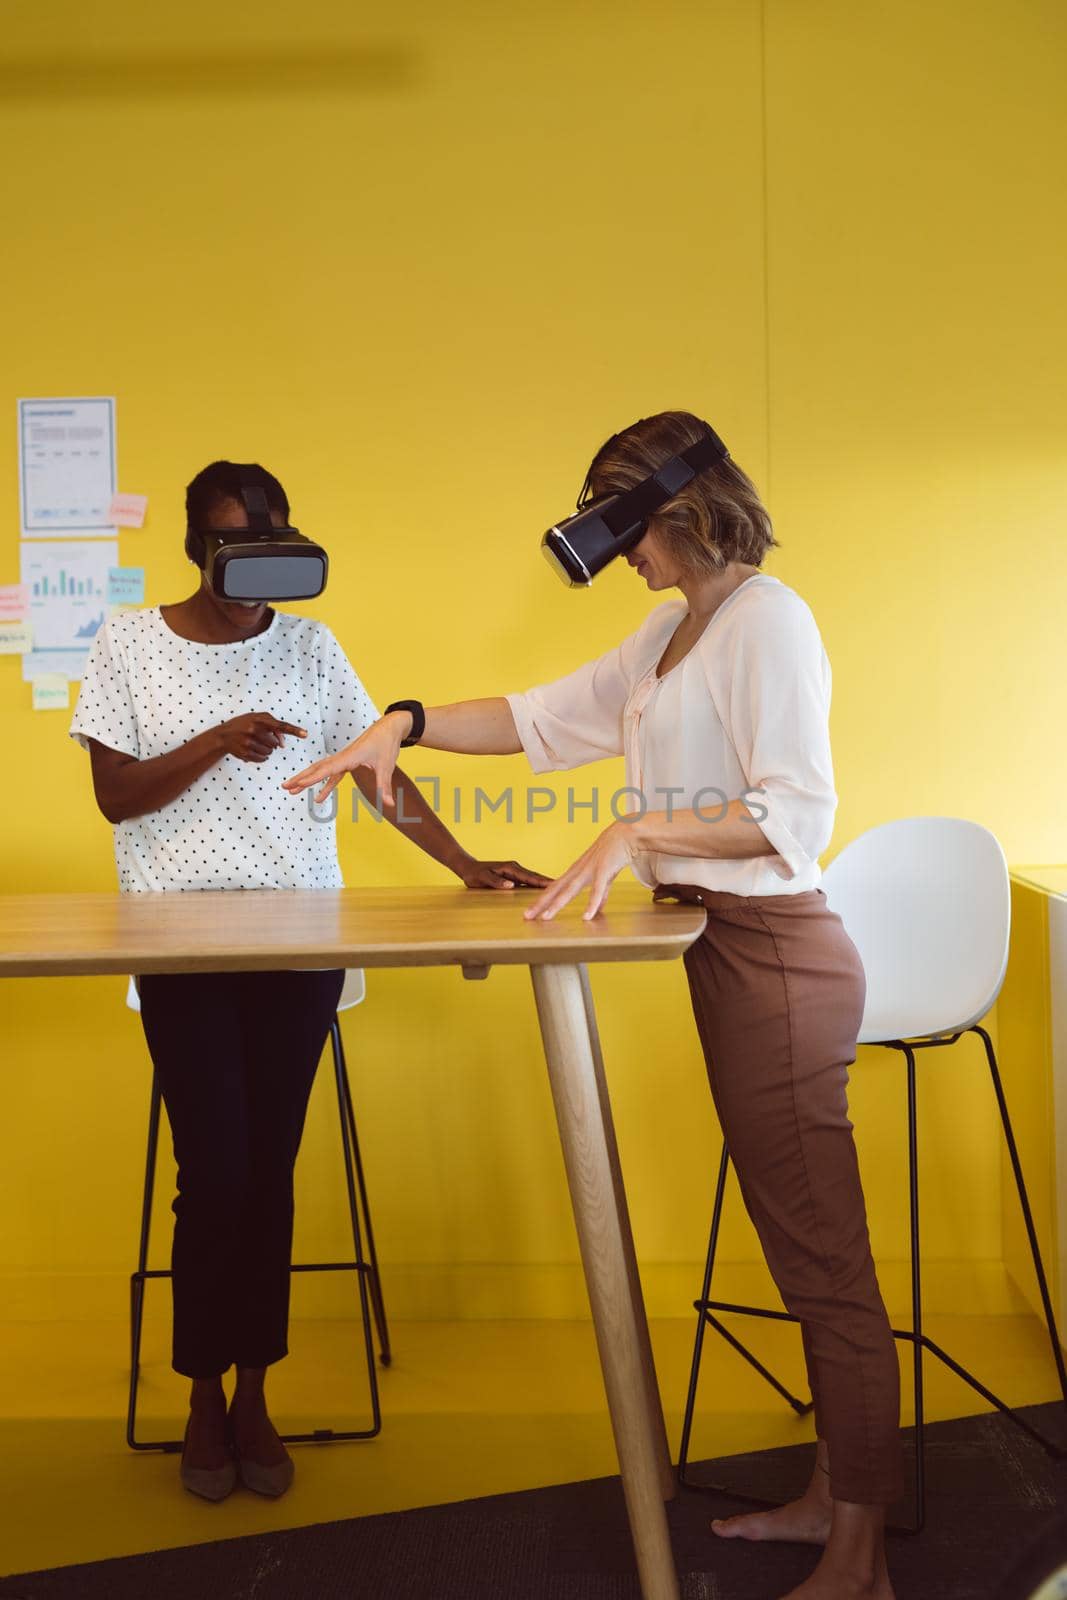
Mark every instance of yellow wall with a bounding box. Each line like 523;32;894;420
2;0;1064;1323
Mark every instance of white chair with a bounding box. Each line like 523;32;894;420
677;817;1067;1533
125;965;390;1452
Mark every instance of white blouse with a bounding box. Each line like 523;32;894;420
505;573;836;896
69;605;379;895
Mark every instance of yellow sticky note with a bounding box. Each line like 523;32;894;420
0;621;34;654
32;673;69;711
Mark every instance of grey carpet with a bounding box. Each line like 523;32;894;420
1;1401;1065;1598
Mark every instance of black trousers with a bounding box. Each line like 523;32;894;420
137;967;346;1379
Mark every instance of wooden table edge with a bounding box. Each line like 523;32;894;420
0;928;705;979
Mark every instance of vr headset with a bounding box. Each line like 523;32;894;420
185;485;329;601
542;426;730;586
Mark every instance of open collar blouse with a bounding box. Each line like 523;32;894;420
505;573;836;897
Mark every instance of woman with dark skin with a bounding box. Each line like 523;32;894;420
282;414;904;1599
70;461;548;1500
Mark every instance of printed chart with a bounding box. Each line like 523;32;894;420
20;540;118;680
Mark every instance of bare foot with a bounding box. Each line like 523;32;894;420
776;1555;894;1599
183;1383;230;1471
712;1487;832;1545
227;1391;290;1468
776;1503;895;1600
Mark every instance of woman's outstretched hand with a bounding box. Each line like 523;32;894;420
281;711;410;806
523;821;639;922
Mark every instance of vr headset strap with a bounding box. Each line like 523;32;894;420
240;485;274;535
603;427;730;538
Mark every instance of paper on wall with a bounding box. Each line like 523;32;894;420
18;397;117;537
31;673;70;711
107;566;144;605
20;648;88;683
19;538;118;681
0;621;34;654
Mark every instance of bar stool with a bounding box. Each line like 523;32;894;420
125;966;391;1453
677;816;1067;1534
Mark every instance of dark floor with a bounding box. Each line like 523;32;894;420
2;1401;1066;1599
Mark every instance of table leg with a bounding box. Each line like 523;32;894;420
577;963;676;1503
531;962;681;1600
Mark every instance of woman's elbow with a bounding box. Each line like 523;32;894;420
93;787;133;825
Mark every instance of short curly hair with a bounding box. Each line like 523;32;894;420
185;461;289;531
584;410;778;575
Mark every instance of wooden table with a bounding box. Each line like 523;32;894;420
0;884;706;1600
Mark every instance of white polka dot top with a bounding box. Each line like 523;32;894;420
69;605;379;895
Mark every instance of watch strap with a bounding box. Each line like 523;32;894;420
384;699;425;746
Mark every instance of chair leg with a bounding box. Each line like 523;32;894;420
678;1141;731;1482
127;1071;163;1451
332;1019;391;1366
904;1043;926;1534
883;1027;1067;1534
678;1140;814;1496
972;1024;1067;1404
331;1020;382;1437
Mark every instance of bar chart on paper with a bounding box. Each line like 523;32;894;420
31;569;103;600
19;539;118;681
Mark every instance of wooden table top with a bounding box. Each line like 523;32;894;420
0;884;707;978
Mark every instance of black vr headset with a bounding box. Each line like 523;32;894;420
185;484;329;601
541;425;731;587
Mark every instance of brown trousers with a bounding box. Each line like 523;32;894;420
655;882;905;1506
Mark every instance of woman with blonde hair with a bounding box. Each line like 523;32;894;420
284;411;904;1600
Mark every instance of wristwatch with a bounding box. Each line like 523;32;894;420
384;699;425;747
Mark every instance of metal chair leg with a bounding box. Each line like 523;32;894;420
331;1018;391;1366
678;1139;814;1501
677;1141;730;1485
886;1030;1067;1533
904;1042;926;1534
329;1021;382;1440
127;1071;163;1451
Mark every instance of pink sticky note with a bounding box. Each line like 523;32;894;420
108;493;149;528
0;584;30;622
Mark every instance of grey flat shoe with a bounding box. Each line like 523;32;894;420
180;1421;237;1503
235;1451;295;1498
226;1408;295;1497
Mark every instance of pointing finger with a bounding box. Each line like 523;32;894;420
283;760;325;792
